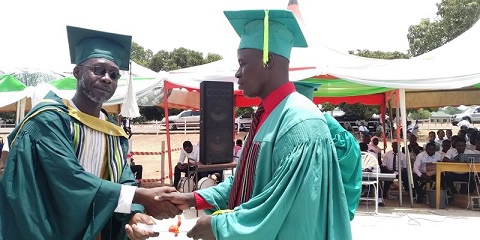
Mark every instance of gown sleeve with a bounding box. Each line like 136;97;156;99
323;113;363;220
0;110;123;240
195;176;234;213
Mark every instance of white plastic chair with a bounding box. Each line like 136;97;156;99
360;151;380;214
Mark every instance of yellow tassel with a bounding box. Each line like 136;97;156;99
263;9;269;66
212;209;235;216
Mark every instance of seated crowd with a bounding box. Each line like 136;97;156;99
361;127;480;205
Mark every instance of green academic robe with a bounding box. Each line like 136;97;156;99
0;92;142;240
196;92;355;240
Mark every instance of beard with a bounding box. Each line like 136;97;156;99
79;76;109;103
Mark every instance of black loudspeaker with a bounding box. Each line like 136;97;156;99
200;81;234;165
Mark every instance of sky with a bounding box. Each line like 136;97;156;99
0;0;440;70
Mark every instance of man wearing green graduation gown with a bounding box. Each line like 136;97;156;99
0;26;181;240
157;10;359;240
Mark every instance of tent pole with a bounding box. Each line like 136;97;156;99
15;100;21;125
164;86;173;184
399;88;415;208
381;93;387;153
395;90;403;207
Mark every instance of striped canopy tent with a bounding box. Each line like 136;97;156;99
0;74;28;111
0;75;162;114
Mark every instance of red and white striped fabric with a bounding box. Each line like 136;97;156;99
130;148;182;156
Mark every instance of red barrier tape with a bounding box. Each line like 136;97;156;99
129;148;182;156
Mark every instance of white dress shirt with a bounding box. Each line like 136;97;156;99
413;151;442;177
178;145;200;164
359;125;369;132
435;137;447;145
444;148;476;160
382;151;407;171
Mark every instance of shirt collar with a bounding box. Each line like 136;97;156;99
262;82;296;115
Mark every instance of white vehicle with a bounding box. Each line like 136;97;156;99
160;110;200;130
235;113;253;131
451;106;480;126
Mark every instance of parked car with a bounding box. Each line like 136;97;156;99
235;113;253;131
451;106;480;126
160;110;200;130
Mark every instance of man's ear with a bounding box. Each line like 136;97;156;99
264;52;275;69
73;66;81;79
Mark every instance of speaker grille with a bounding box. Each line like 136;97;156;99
200;81;234;165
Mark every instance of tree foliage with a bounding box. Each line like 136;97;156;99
138;107;183;122
409;108;432;120
205;53;223;63
348;49;410;59
319;103;337;112
235;107;254;118
444;106;464;115
407;0;480;56
131;43;223;72
338;103;380;120
131;42;154;68
149;48;223;72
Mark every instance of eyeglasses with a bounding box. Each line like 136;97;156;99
78;65;121;81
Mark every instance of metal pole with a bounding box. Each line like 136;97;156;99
395;90;403;207
400;89;415;208
161;141;165;182
163;87;173;181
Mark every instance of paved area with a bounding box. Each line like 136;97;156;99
150;204;480;239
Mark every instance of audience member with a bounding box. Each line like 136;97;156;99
435;129;447;145
413;143;442;203
381;142;408;199
445;129;453;140
438;139;451;159
234;139;243;158
423;131;441;151
173;141;199;189
442;138;477;196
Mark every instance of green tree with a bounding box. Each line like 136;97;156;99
319;103;337;112
205;53;223;63
131;42;154;68
148;48;222;72
348;49;410;59
407;0;480;56
409;108;432;120
138;107;183;121
149;50;177;72
444;106;464;115
338;103;380;120
235;107;254;118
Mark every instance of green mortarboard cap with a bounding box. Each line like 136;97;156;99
224;9;308;61
67;26;132;70
294;81;321;100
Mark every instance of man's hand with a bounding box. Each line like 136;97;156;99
133;187;183;220
187;215;215;240
154;192;196;211
177;162;187;170
125;213;159;240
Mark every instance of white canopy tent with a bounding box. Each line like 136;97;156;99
315;20;480;90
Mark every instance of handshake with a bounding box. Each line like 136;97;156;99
134;186;195;220
131;187;215;240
